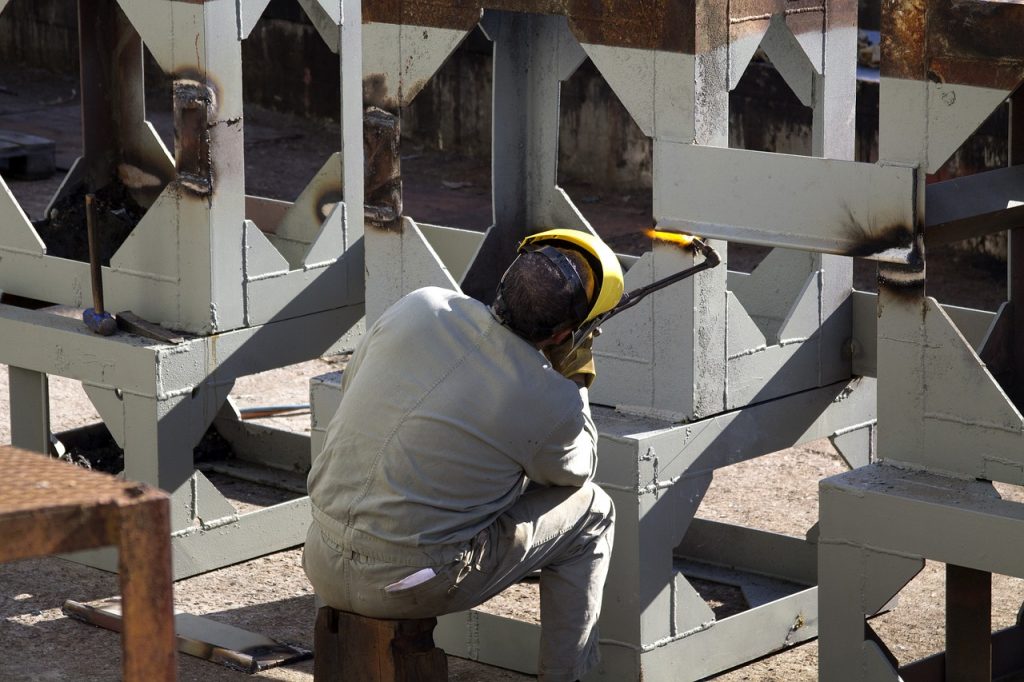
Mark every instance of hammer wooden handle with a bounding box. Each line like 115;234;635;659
85;193;103;314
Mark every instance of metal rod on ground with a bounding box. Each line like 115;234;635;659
239;404;311;420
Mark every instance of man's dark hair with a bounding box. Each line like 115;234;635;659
493;247;595;343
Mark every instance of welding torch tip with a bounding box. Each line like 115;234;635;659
646;229;721;268
646;228;695;246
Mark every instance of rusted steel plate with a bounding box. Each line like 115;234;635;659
729;0;826;32
364;0;696;53
363;0;482;31
927;0;1024;89
0;446;156;515
929;0;1024;63
884;0;1024;88
0;446;169;561
881;0;927;80
927;57;1024;92
364;0;856;53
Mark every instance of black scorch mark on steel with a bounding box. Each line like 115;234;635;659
363;106;402;231
877;230;925;301
843;221;916;259
173;74;219;197
315;189;344;224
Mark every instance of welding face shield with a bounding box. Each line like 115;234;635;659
492;229;624;342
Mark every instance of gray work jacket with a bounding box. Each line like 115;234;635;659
308;287;598;566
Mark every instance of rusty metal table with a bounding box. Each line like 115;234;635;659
0;445;177;680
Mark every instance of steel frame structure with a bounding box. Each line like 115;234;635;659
351;1;886;679
818;2;1024;679
4;0;1021;677
0;0;365;579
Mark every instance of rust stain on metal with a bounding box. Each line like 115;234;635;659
925;0;1024;89
883;0;1024;87
365;0;697;53
927;57;1024;91
364;0;854;54
363;107;402;231
363;0;482;32
881;0;928;80
172;73;218;197
929;0;1024;63
562;0;694;54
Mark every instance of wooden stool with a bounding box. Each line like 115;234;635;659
314;606;448;681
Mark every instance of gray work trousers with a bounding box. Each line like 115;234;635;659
303;482;615;682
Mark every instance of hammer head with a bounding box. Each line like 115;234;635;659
83;308;117;336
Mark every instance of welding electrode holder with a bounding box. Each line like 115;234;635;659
569;236;721;350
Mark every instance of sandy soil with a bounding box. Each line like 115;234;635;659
1;63;1021;682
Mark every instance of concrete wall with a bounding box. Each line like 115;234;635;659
0;0;77;71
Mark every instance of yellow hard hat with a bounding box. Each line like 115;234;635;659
519;229;624;324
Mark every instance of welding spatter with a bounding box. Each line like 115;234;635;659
569;233;721;350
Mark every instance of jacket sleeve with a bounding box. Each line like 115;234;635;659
522;388;598;487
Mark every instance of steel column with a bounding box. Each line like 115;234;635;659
8;366;50;454
945;564;991;682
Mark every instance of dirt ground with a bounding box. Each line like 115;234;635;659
1;64;1021;681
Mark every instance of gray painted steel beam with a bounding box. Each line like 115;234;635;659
435;612;541;676
67;496;311;580
822;465;1024;579
946;564;992;681
852;290;998;378
0;303;361;397
214;404;313;473
655;144;918;262
595;378;874;487
310;371;344;463
639;587;820;681
925;165;1024;247
818;463;1024;679
461;10;591;302
9;366;50;454
877;295;1024;484
676;519;817;587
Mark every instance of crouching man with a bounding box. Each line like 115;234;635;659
304;230;622;682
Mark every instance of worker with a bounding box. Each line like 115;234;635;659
303;229;624;682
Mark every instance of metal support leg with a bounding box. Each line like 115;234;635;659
1009;88;1023;408
123;394;199;491
819;542;871;681
946;564;991;682
9;366;50;454
117;492;176;680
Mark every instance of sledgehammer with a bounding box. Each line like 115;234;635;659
82;193;116;336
